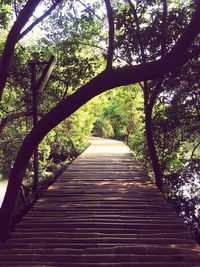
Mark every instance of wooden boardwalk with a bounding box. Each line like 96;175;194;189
0;137;200;266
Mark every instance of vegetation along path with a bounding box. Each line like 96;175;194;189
0;137;200;267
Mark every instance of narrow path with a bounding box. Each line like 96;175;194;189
0;137;200;266
0;180;7;208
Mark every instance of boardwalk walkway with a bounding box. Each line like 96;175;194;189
0;137;200;266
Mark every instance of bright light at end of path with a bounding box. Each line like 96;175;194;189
0;180;8;208
86;137;130;154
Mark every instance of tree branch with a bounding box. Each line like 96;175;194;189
169;3;200;56
191;141;200;160
161;0;168;56
0;0;42;102
147;0;168;110
128;0;146;63
104;0;115;69
77;0;103;21
14;0;19;18
149;78;165;110
0;111;33;135
128;0;148;101
61;83;69;100
19;0;62;40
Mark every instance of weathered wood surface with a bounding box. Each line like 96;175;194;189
0;137;200;266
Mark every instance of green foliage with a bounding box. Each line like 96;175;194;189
0;2;103;183
165;159;200;240
114;0;193;64
152;60;200;175
92;85;143;141
0;1;12;29
0;120;26;178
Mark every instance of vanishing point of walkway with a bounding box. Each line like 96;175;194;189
0;137;200;266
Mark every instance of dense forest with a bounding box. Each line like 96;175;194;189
0;0;199;241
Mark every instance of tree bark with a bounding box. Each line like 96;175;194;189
144;101;163;191
104;0;115;69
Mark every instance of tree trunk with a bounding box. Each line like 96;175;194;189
144;103;163;191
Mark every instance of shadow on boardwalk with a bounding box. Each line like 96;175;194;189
0;137;200;266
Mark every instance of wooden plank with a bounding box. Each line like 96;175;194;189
0;137;200;266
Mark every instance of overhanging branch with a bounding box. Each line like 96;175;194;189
128;0;146;63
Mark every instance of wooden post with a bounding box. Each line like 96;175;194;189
30;63;39;201
29;56;57;202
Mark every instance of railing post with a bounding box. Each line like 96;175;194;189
29;56;57;202
30;63;39;201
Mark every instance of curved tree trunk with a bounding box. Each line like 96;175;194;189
142;80;163;192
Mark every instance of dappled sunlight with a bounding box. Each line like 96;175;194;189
93;180;156;189
48;184;59;190
168;244;200;253
132;181;156;189
100;196;126;201
112;159;132;163
47;180;157;192
95;181;112;186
